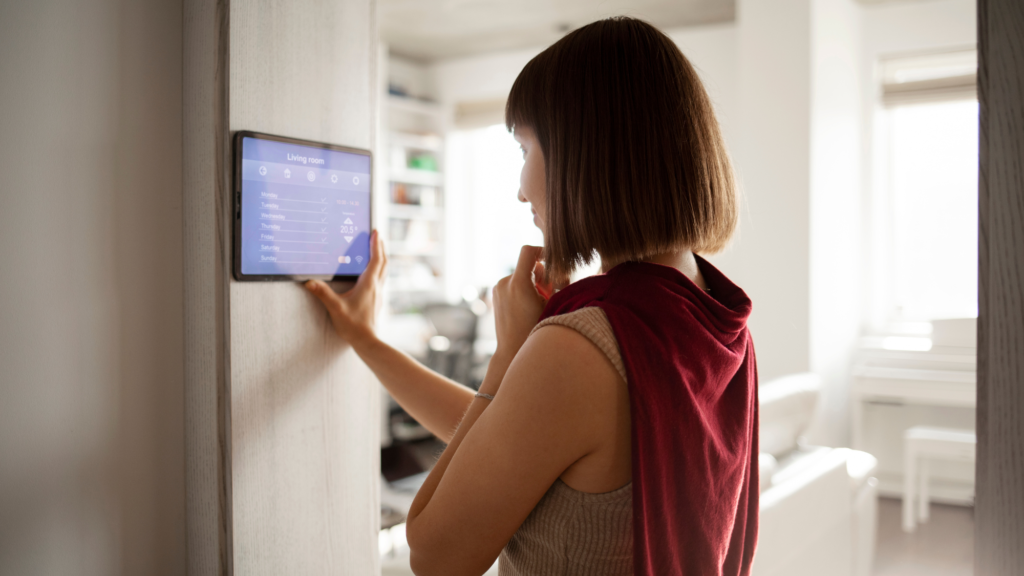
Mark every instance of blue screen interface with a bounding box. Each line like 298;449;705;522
239;136;371;277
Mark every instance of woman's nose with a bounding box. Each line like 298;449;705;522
517;189;527;203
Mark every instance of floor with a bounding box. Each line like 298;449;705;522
873;497;974;576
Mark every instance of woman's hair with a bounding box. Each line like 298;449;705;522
506;16;737;283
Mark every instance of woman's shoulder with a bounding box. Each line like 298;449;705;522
497;319;624;442
519;315;621;383
531;307;626;384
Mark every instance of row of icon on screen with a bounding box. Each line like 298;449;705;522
257;164;359;185
338;255;364;264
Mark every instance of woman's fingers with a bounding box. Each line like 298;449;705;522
304;234;384;344
377;232;388;282
491;275;508;307
305;279;340;311
354;230;384;291
512;245;544;290
533;260;553;300
365;229;383;275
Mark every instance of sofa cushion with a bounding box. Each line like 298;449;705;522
759;373;821;459
756;447;854;576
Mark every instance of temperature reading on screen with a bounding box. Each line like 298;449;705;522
339;216;359;235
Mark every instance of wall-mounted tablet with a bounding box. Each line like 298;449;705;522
233;131;372;282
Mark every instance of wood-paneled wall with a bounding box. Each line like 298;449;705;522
976;0;1024;573
185;1;381;573
184;0;232;574
228;1;381;574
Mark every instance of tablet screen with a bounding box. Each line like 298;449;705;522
237;134;371;279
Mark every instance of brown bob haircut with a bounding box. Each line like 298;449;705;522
506;17;737;284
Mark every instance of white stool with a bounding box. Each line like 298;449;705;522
902;426;976;532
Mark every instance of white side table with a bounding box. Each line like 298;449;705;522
902;426;976;532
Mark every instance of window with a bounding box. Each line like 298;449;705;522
871;49;979;326
887;99;978;320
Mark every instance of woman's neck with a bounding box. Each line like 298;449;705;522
600;250;708;291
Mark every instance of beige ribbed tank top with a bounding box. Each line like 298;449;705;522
498;307;633;576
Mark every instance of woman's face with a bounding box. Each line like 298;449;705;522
514;125;546;231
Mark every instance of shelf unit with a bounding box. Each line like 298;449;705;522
390;167;444;187
378;52;451;458
387;94;442;118
382;90;448;311
388;203;443;220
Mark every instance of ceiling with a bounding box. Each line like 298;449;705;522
380;0;736;62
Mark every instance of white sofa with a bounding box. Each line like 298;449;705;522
753;373;878;576
382;372;879;576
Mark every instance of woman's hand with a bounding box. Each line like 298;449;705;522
490;245;553;369
305;230;388;349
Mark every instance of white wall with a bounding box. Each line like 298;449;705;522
863;0;976;55
428;24;737;132
727;0;815;390
666;24;739;153
0;1;185;575
807;0;865;447
430;46;543;107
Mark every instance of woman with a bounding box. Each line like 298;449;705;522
306;17;758;576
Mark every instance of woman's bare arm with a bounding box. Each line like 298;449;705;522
403;324;622;576
404;246;592;575
348;335;474;443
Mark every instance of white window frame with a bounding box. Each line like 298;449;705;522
865;47;978;339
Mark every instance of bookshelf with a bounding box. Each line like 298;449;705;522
384;105;447;309
377;53;451;449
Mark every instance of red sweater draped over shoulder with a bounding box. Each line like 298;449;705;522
539;257;759;576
